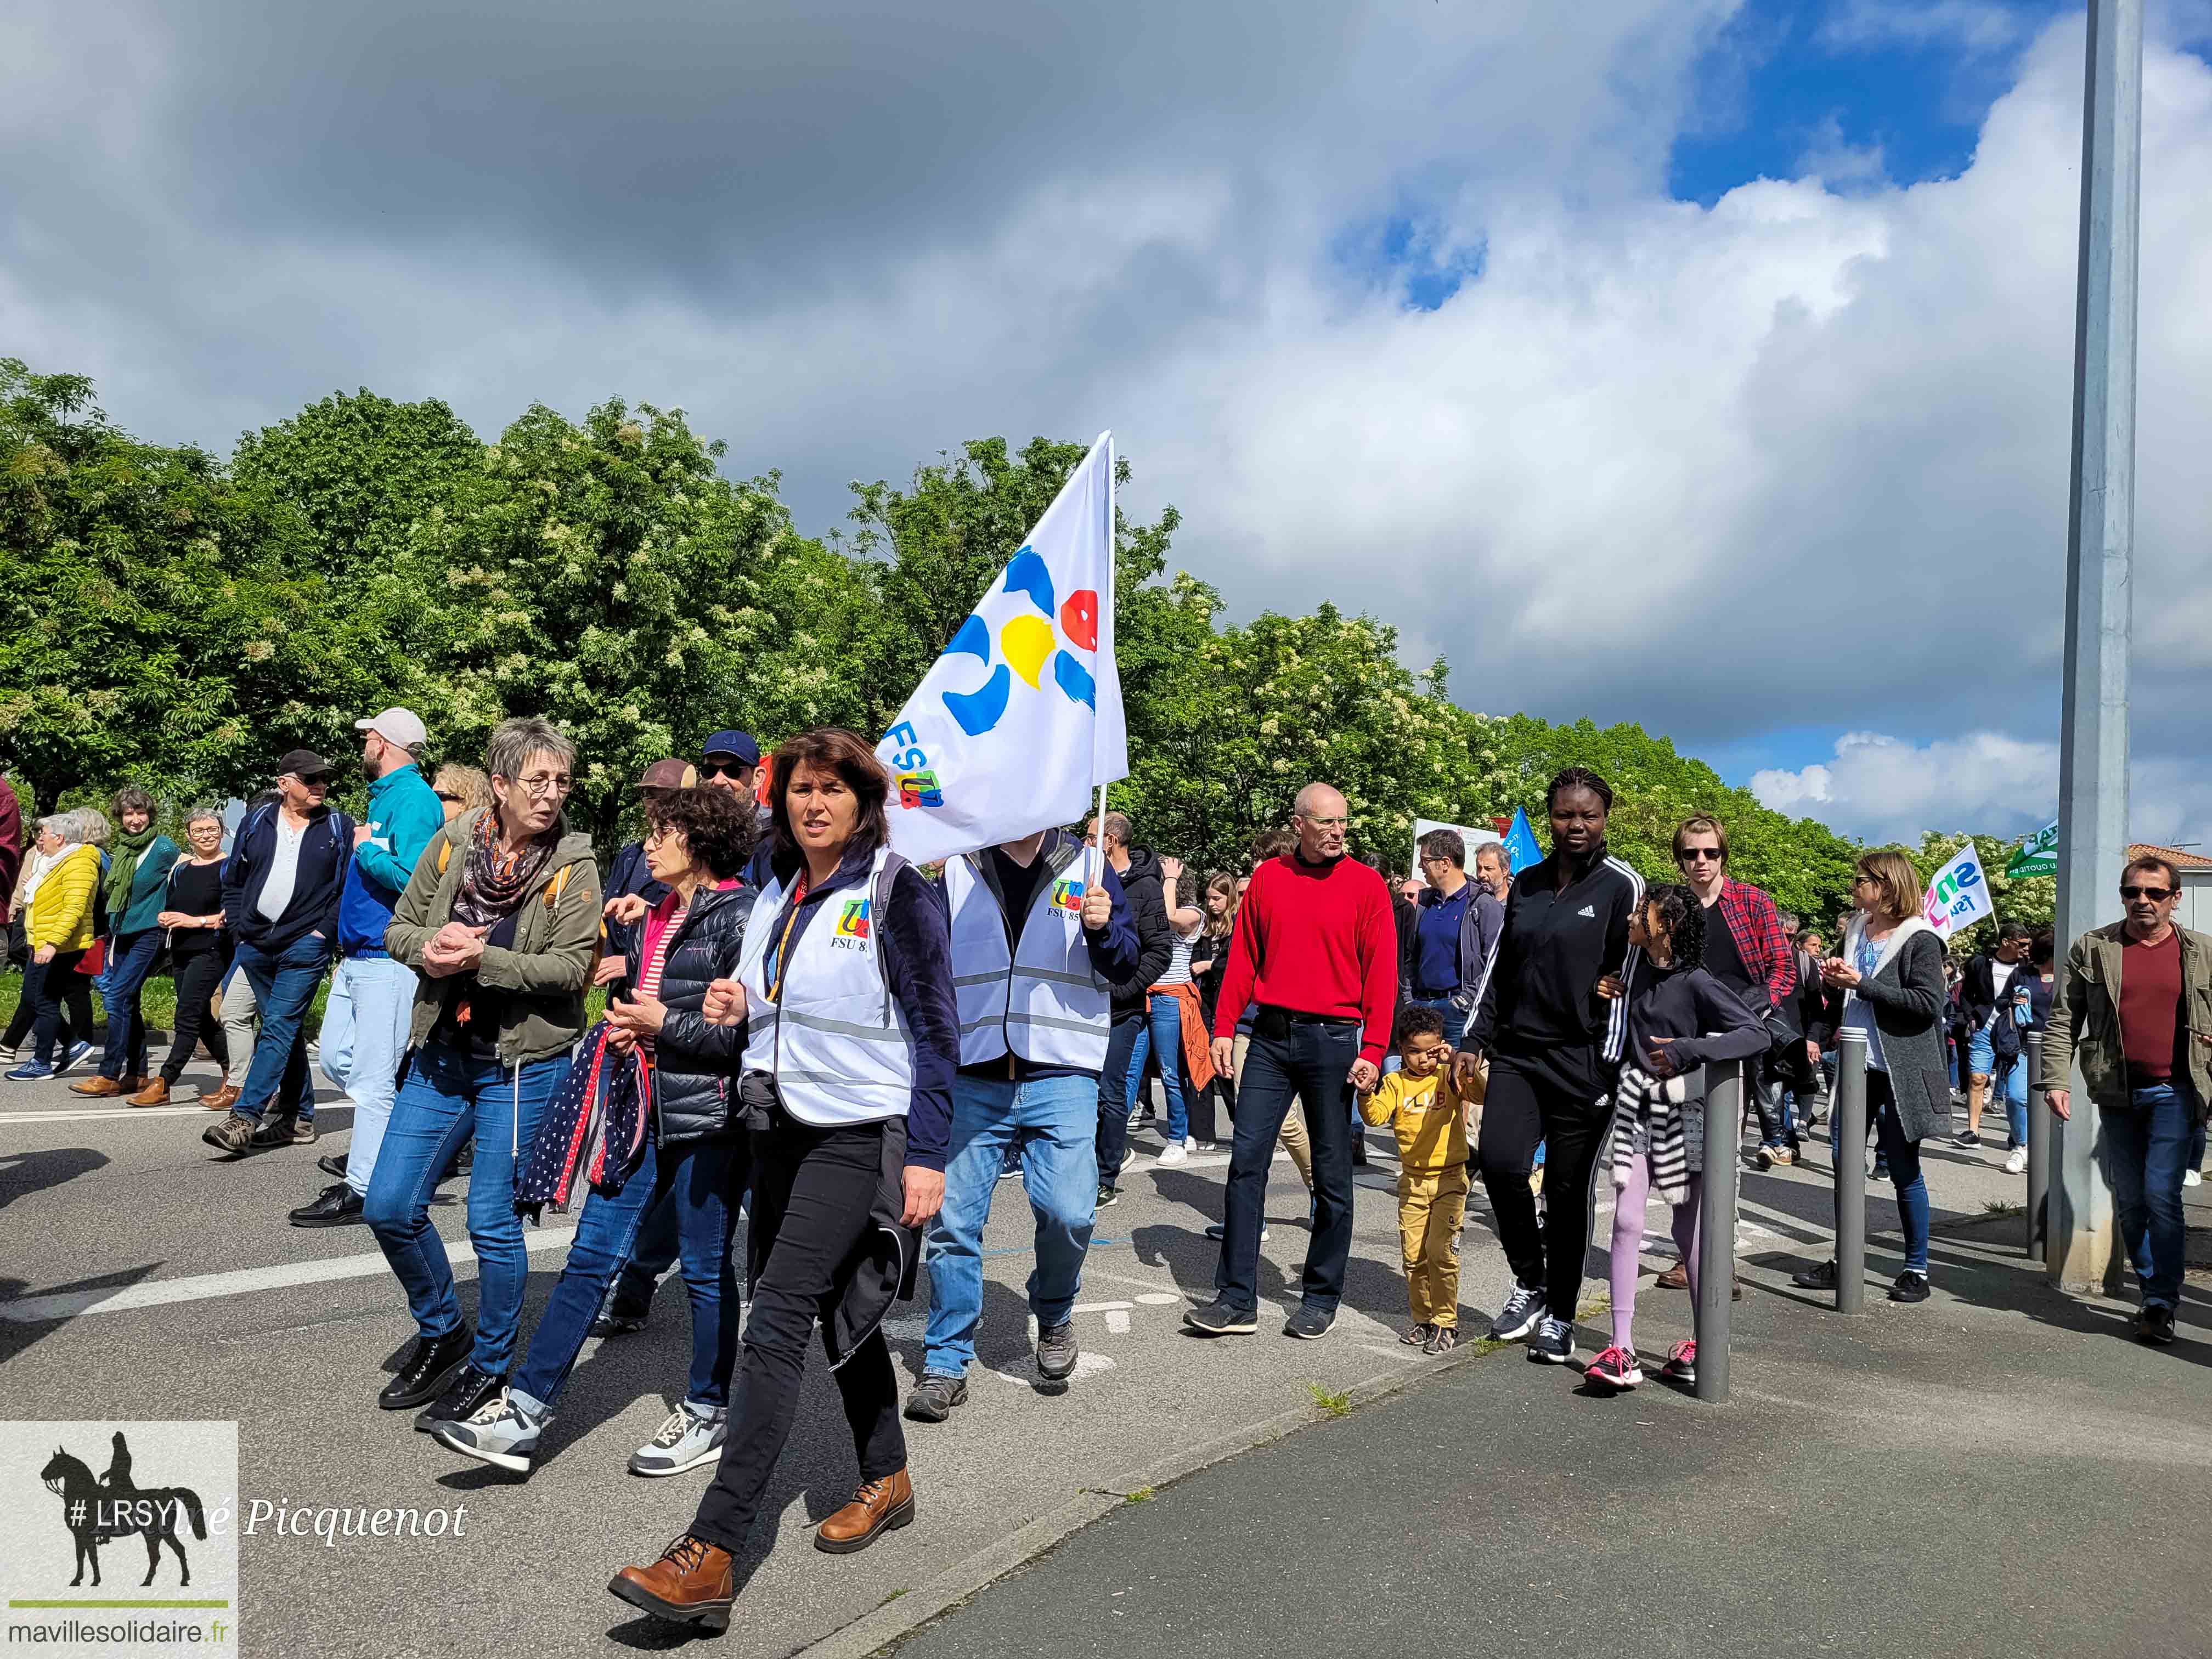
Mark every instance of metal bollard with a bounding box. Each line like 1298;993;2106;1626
1833;1034;1869;1314
1696;1059;1743;1402
2025;1031;2051;1265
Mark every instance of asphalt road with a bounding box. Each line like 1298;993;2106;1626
2;1053;2049;1657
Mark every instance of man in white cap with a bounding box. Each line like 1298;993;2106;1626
290;708;445;1227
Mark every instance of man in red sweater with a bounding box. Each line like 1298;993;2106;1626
1187;782;1397;1340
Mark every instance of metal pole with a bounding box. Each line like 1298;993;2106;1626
2025;1031;2051;1264
2051;0;2140;1291
1696;1060;1741;1403
1833;1034;1869;1314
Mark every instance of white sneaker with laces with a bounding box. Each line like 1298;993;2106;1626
629;1403;727;1477
434;1390;543;1475
2187;1169;2203;1189
1157;1142;1189;1166
2003;1146;2029;1176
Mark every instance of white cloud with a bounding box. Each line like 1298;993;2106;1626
1815;1;2033;55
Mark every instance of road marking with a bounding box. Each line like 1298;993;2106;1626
1080;1265;1186;1295
990;1351;1114;1386
1103;1310;1131;1334
1;1227;579;1324
0;1106;222;1125
1069;1300;1133;1316
1133;1292;1180;1306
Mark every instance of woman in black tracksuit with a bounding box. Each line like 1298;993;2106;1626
1460;767;1644;1366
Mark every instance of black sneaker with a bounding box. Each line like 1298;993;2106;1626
377;1326;473;1410
289;1182;364;1228
2140;1304;2178;1346
1488;1283;1547;1342
318;1152;349;1179
249;1114;297;1151
1036;1319;1080;1380
590;1306;651;1339
1283;1306;1335;1340
1527;1315;1576;1364
1791;1260;1839;1290
415;1363;506;1435
1952;1131;1981;1149
902;1374;969;1423
1182;1300;1259;1336
1204;1221;1269;1241
1888;1271;1931;1304
1095;1185;1119;1209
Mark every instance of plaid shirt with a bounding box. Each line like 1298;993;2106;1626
1714;878;1797;1011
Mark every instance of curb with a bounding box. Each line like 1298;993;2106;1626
792;1332;1510;1659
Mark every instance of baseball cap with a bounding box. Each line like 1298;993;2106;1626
701;730;760;766
276;748;332;782
637;758;698;791
354;707;428;749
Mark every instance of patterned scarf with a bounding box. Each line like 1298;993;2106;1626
452;809;558;928
1611;1063;1694;1204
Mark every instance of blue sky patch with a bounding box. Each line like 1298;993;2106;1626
1335;212;1487;311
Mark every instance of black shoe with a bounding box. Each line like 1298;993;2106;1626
378;1327;473;1410
289;1182;364;1228
1792;1260;1839;1290
249;1114;297;1151
318;1152;349;1179
1526;1315;1576;1364
1488;1283;1547;1342
904;1373;969;1423
415;1363;505;1435
1888;1271;1930;1304
2140;1304;2178;1346
1183;1300;1259;1336
590;1306;651;1338
1204;1221;1268;1241
1952;1131;1982;1149
1095;1185;1119;1209
1283;1306;1335;1340
1036;1319;1080;1380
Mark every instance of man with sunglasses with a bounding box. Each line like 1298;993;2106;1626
2041;855;2212;1346
1668;815;1798;1166
205;748;355;1158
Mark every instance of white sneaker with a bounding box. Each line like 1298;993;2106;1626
2003;1147;2029;1176
2187;1169;2203;1189
629;1403;727;1477
1156;1142;1189;1166
1184;1136;1199;1152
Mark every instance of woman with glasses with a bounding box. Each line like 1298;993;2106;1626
365;718;602;1436
1795;849;1948;1304
4;814;103;1081
133;808;234;1106
430;764;492;825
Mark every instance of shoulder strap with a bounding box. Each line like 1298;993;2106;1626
545;864;575;909
871;850;910;1011
436;838;452;877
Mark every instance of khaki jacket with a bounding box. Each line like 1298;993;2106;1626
385;809;602;1066
2038;921;2212;1116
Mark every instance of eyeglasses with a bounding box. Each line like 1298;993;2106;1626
699;761;748;780
294;772;332;788
1676;847;1724;864
435;791;462;804
512;774;573;797
2121;884;2175;901
643;825;680;847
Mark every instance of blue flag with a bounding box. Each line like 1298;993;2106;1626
1503;807;1542;873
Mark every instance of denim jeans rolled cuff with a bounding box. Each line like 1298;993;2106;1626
2103;1081;2195;1310
362;1043;567;1372
925;1073;1098;1376
512;1133;741;1410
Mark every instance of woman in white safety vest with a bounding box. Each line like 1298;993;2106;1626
610;729;959;1634
906;827;1138;1424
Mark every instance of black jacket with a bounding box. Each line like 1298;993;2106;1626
1109;844;1173;1015
1468;848;1645;1063
602;838;672;986
633;884;751;1146
222;801;354;957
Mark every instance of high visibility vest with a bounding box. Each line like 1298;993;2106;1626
737;848;916;1126
944;846;1110;1071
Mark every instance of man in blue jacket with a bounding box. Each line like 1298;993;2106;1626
290;710;444;1224
205;748;354;1159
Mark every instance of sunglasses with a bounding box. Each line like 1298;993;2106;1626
295;772;332;788
435;791;462;804
699;761;749;780
2121;884;2175;901
1676;847;1724;864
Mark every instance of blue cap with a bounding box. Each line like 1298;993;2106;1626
701;729;760;766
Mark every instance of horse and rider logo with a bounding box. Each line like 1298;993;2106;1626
38;1430;208;1587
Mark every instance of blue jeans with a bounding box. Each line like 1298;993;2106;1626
363;1043;567;1374
1871;1072;1929;1274
233;933;329;1122
511;1132;742;1413
1214;1013;1359;1316
1994;1052;2029;1148
924;1073;1099;1377
2101;1082;2195;1310
320;955;419;1197
1125;994;1189;1144
1093;1011;1146;1185
96;929;162;1080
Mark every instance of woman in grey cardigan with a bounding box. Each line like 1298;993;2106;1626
1796;849;1949;1304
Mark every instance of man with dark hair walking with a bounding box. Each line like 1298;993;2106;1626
1959;922;2033;1149
1186;782;1397;1341
1086;810;1171;1207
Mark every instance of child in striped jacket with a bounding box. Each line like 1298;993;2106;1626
1584;884;1768;1391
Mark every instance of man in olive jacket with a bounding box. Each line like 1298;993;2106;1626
2039;854;2212;1346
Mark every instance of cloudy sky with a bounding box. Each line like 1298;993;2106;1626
7;0;2209;849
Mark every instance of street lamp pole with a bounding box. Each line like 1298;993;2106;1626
2050;0;2142;1292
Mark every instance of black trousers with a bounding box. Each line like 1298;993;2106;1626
1477;1044;1615;1317
690;1114;905;1555
159;949;232;1084
4;918;68;1052
22;950;95;1065
1214;1012;1359;1315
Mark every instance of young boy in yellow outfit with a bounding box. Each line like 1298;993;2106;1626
1360;1006;1476;1352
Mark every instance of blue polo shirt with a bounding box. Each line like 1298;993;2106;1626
1412;881;1472;998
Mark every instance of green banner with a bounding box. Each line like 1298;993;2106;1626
2006;819;2058;879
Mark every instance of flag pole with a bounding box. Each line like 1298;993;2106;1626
1089;431;1115;889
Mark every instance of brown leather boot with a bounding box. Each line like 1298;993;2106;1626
127;1078;171;1107
607;1534;734;1629
204;1084;239;1111
69;1076;126;1098
1655;1262;1689;1290
814;1468;913;1554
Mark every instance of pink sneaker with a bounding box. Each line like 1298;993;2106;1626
1661;1339;1696;1384
1583;1344;1644;1390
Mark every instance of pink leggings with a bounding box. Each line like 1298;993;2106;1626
1609;1153;1702;1351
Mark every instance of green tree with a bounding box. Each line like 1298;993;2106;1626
1895;831;2056;956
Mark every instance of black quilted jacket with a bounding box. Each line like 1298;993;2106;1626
634;883;751;1145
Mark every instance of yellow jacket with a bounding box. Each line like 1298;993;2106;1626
27;843;102;952
1359;1069;1470;1176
